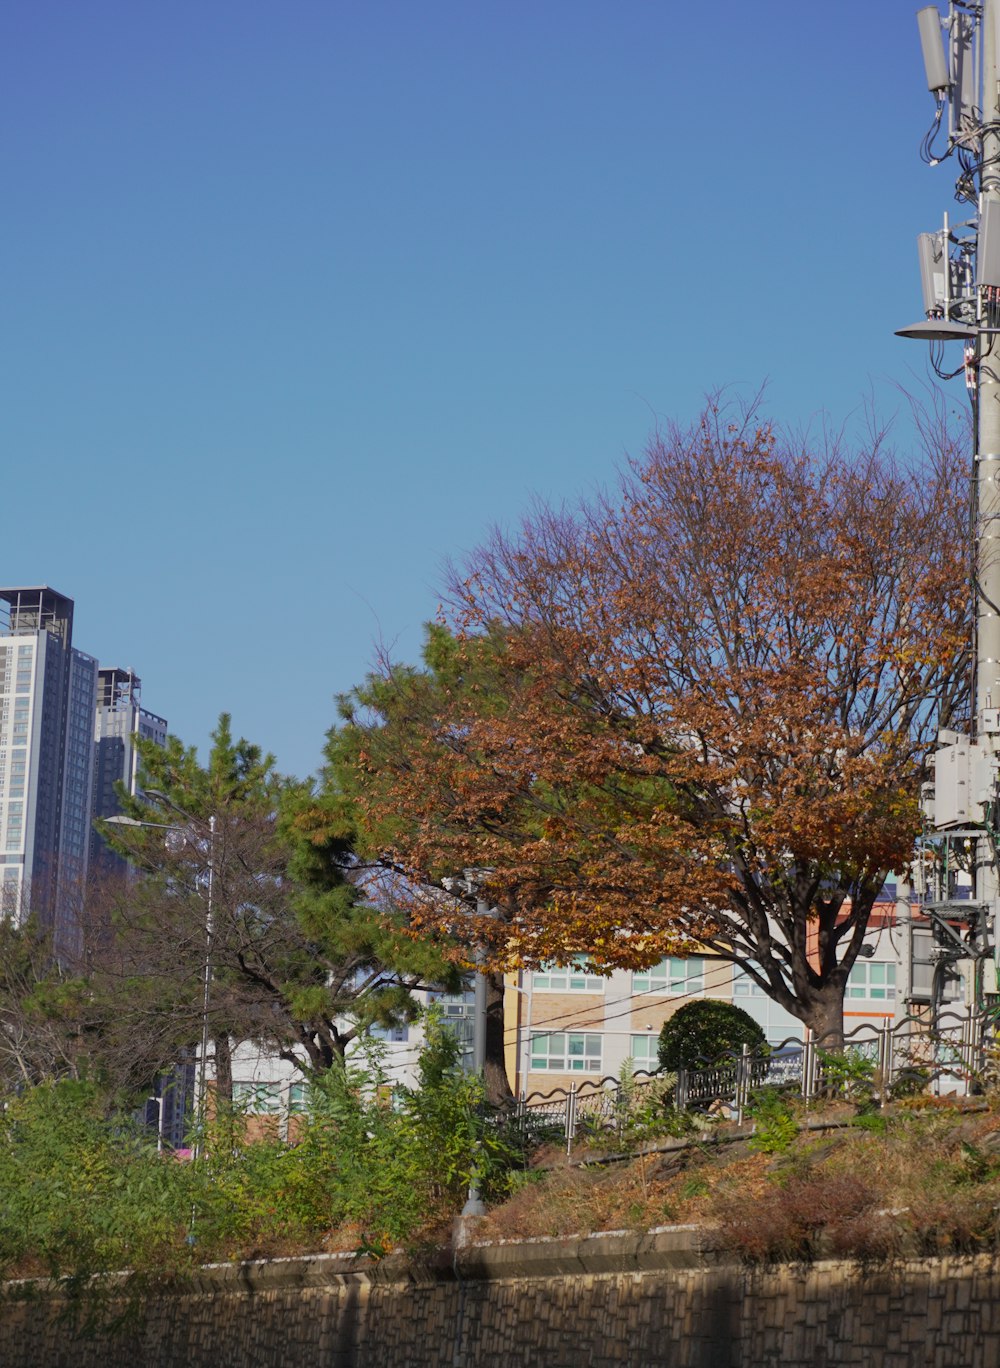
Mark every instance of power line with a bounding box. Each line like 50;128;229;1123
500;959;741;1046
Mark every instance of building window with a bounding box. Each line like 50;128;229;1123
288;1081;309;1113
733;968;766;997
846;961;896;1002
431;990;474;1015
530;1032;603;1073
632;957;705;996
629;1034;660;1070
428;991;474;1058
232;1082;282;1113
532;958;605;992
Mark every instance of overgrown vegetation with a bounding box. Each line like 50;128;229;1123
0;1021;511;1304
818;1048;877;1103
745;1087;798;1155
608;1063;691;1146
480;1092;1000;1268
8;1016;1000;1330
707;1103;1000;1265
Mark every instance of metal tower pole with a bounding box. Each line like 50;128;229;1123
980;0;1000;982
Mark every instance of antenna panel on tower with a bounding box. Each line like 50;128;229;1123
979;201;1000;286
917;7;950;93
951;12;979;137
918;231;948;311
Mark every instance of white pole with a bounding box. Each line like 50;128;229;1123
979;0;1000;988
518;968;534;1099
194;814;216;1161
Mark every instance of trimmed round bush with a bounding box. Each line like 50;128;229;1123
657;999;766;1070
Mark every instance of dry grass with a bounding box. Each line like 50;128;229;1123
477;1098;1000;1266
480;1155;682;1242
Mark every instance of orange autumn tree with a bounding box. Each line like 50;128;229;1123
329;401;969;1048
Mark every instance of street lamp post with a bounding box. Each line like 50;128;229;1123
104;808;217;1159
195;815;216;1160
441;870;494;1222
147;1090;165;1154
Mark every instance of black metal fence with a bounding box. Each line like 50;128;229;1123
513;1008;993;1155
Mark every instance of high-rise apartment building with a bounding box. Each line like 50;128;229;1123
0;587;99;945
91;667;168;874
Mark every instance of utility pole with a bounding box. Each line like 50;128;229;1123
976;3;1000;992
901;2;1000;1017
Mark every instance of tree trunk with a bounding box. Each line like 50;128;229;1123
799;983;846;1051
484;971;514;1107
213;1033;233;1104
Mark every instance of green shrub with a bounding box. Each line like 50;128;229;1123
850;1109;888;1136
818;1048;876;1102
198;1020;515;1255
0;1079;203;1332
604;1063;690;1147
0;1018;519;1309
747;1087;798;1154
658;1000;766;1071
889;1064;931;1100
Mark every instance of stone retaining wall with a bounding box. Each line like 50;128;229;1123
3;1228;999;1367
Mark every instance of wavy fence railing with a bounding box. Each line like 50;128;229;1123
512;1009;993;1155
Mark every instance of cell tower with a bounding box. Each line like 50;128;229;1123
899;2;1000;1016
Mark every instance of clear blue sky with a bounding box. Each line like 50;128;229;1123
1;1;964;779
